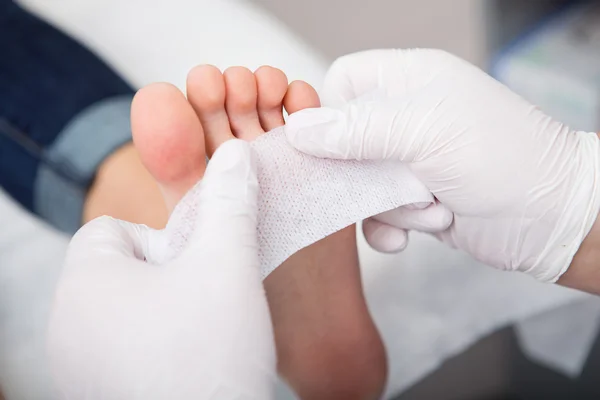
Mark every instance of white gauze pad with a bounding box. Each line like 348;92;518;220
146;127;433;278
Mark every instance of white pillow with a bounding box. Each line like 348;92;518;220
17;0;328;91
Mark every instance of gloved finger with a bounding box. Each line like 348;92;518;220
321;48;458;107
286;100;421;162
372;201;454;233
182;139;260;273
433;226;461;251
175;139;274;378
362;218;408;253
68;216;155;263
321;49;407;107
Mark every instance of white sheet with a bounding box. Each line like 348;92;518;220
0;190;68;399
2;1;597;399
17;0;328;92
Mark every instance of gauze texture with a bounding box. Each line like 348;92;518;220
146;127;433;278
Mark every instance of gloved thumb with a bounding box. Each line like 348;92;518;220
67;216;154;264
181;139;260;270
285;100;421;162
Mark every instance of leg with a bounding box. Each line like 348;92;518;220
0;0;148;233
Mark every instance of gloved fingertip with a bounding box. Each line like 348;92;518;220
387;201;454;233
285;107;349;159
427;201;454;231
200;139;259;211
404;201;432;211
206;139;257;180
186;139;261;253
363;218;408;253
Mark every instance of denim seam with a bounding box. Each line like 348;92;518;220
0;117;86;186
34;95;134;233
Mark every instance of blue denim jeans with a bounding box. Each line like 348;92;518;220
0;0;135;233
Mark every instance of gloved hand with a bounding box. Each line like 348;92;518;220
286;49;600;283
47;140;275;399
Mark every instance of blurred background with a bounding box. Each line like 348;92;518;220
2;0;600;399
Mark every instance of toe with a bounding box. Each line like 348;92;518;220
186;65;233;157
131;82;206;213
255;66;288;131
223;66;264;140
284;80;321;115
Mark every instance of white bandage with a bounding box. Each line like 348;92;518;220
146;127;433;278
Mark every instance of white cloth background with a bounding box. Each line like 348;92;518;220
1;1;598;399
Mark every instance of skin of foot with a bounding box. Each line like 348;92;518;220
92;65;387;399
83;143;168;229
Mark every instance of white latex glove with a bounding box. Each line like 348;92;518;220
286;49;600;282
47;140;275;400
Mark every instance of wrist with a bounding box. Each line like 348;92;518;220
558;210;600;293
558;132;600;292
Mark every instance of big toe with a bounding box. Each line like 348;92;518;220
131;83;206;212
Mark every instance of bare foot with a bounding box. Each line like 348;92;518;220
185;65;387;399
